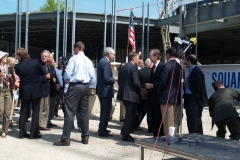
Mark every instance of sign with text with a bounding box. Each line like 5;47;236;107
185;64;240;98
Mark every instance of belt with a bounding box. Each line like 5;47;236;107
69;82;89;85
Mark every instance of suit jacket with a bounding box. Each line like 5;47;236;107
14;59;45;100
149;61;163;105
48;64;59;97
208;88;240;126
96;57;115;98
185;66;208;108
158;59;183;105
138;66;151;100
117;61;142;104
39;61;50;97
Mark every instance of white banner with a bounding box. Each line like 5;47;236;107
168;0;204;15
185;64;240;98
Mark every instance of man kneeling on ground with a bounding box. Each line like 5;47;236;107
208;81;240;141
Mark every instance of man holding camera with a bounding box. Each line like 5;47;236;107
54;41;95;146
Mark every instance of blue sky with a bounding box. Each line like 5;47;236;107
0;0;163;19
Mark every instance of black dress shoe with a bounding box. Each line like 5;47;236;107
48;122;57;127
81;137;89;144
99;133;113;137
122;135;134;142
19;133;30;139
120;119;125;122
30;134;42;139
54;139;70;146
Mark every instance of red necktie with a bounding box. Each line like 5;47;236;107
151;65;156;75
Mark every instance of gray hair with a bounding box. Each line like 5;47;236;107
41;50;50;57
145;58;151;66
103;47;115;56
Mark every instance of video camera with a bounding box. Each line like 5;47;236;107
174;37;197;57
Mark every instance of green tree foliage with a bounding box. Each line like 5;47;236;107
39;0;70;12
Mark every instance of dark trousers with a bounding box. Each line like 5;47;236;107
216;118;240;141
185;95;203;134
19;98;41;136
98;96;112;134
48;95;57;123
61;83;89;140
54;93;60;116
147;99;164;137
122;100;137;139
134;99;147;128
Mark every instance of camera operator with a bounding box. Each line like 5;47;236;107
54;41;95;146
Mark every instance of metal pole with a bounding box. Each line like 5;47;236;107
72;0;76;56
146;3;150;58
15;0;19;57
113;0;117;61
141;1;145;60
63;0;68;56
111;0;114;48
56;0;60;64
195;0;198;57
179;6;185;37
25;0;29;51
19;0;22;48
103;0;107;55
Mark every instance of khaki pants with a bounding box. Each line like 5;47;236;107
39;95;50;128
160;104;182;136
109;99;126;120
0;90;13;134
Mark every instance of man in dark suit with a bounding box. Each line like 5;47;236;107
208;81;240;140
184;54;208;134
96;47;117;137
133;59;151;130
147;48;183;136
47;52;60;128
117;52;146;141
145;49;165;137
14;48;45;139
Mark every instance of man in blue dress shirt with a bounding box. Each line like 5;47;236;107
54;41;96;146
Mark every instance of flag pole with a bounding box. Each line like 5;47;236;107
126;8;132;57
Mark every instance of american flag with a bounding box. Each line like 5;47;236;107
128;10;135;52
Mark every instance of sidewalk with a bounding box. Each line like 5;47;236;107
0;103;225;160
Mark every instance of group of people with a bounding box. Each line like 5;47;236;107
1;41;240;146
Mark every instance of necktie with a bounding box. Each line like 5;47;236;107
151;65;156;75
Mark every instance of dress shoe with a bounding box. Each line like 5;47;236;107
120;119;125;122
99;133;113;137
134;126;143;131
81;137;89;144
19;133;30;139
39;126;51;131
54;139;70;146
30;134;42;139
48;122;57;127
122;135;134;142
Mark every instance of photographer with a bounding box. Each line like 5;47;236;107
54;41;95;146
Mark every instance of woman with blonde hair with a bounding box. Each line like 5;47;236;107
0;51;15;138
7;57;20;127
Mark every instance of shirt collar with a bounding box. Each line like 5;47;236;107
168;58;176;62
155;60;160;67
105;56;110;62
